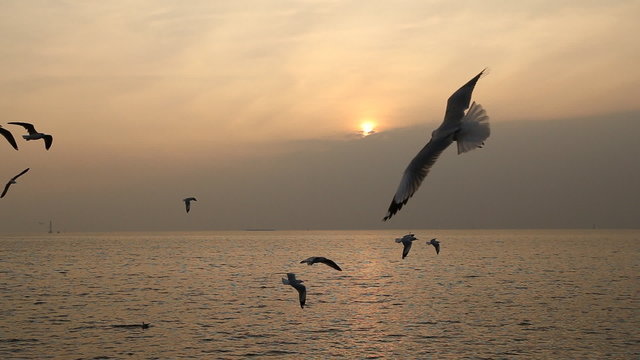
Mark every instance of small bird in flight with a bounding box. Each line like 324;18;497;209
1;168;30;198
182;197;197;213
395;233;418;259
8;122;54;150
0;125;18;150
282;273;306;309
426;238;440;254
383;69;490;221
300;256;342;271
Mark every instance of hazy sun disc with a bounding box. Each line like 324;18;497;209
360;121;376;136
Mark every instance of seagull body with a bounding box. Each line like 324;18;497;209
383;69;490;221
282;272;306;308
1;168;30;198
0;126;18;150
426;238;440;254
300;256;342;271
395;233;418;259
182;197;197;213
8;122;53;150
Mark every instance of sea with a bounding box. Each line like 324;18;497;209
0;229;638;359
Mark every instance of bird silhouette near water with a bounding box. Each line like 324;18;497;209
300;256;342;271
282;273;306;309
395;233;418;259
426;238;440;254
383;69;490;221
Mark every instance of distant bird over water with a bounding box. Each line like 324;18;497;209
182;197;197;213
1;168;30;198
8;122;53;150
395;233;418;259
282;273;306;308
426;238;440;254
383;69;490;221
0;125;18;150
300;256;342;271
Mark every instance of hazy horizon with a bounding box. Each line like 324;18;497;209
2;110;638;233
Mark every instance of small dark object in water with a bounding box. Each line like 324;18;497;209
111;322;150;329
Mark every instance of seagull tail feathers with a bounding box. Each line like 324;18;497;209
456;102;490;154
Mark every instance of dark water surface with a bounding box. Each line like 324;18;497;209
1;230;638;359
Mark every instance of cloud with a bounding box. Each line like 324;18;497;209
2;0;638;146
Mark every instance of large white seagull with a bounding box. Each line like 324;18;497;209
383;69;490;221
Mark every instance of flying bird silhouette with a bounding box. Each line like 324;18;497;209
395;233;418;259
282;273;306;308
383;69;490;221
426;238;440;254
182;197;197;213
1;168;30;198
300;256;342;271
8;122;53;150
0;125;18;150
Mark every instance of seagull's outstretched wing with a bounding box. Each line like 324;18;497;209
0;127;18;150
1;168;29;198
295;283;306;308
442;69;486;128
7;122;37;134
319;257;342;271
428;239;441;254
43;135;53;150
1;182;11;198
402;241;413;259
13;168;30;180
284;273;306;308
384;136;453;221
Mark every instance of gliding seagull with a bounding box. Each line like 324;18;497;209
0;125;18;150
282;273;306;309
300;256;342;271
395;233;418;259
182;197;197;213
383;69;490;221
1;168;30;198
8;122;53;150
426;238;440;254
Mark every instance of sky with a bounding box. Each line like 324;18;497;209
1;0;639;232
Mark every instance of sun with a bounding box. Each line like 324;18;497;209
360;121;376;137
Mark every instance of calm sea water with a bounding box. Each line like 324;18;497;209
0;229;638;359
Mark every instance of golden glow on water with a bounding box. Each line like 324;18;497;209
0;230;638;358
